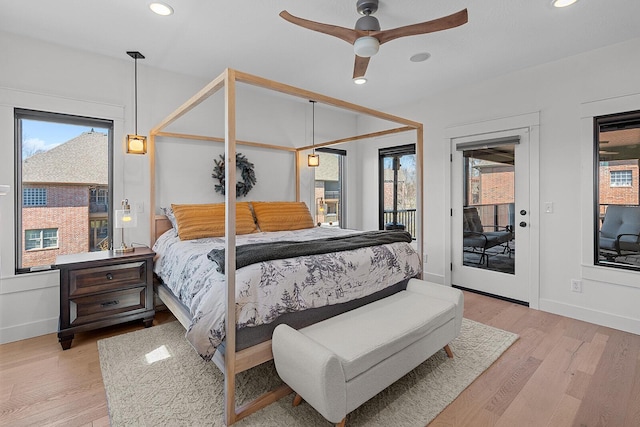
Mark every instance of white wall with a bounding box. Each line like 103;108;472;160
0;32;358;343
3;29;639;342
357;37;640;334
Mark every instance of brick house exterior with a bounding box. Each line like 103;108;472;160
21;131;108;269
598;159;640;218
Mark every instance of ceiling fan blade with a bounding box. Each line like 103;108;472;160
279;10;360;45
375;8;468;45
353;55;371;79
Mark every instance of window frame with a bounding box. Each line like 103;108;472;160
14;108;114;273
378;143;417;237
316;147;346;227
593;109;640;272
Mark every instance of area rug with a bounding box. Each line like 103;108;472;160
98;318;517;426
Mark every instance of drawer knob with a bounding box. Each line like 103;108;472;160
101;300;119;308
106;273;113;280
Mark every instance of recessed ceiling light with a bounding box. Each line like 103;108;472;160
149;2;174;16
551;0;579;7
353;77;368;85
410;52;431;63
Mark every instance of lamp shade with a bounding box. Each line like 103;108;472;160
115;207;137;229
115;199;137;253
308;153;320;167
353;36;380;58
127;134;147;154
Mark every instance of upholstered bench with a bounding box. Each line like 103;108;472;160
272;278;464;426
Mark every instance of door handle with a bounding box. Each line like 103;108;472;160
519;221;527;227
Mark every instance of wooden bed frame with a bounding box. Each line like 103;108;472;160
149;69;423;425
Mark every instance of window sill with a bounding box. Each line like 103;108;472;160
581;263;639;289
0;270;59;295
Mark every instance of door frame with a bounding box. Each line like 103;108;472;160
444;112;540;309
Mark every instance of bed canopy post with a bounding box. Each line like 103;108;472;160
295;151;301;202
149;133;156;243
223;68;238;426
416;125;424;270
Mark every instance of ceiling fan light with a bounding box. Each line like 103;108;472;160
551;0;578;7
353;36;380;58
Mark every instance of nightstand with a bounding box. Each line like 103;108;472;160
56;247;155;350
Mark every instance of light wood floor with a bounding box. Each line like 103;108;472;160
1;293;639;427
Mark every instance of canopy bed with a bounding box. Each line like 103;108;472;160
148;68;424;425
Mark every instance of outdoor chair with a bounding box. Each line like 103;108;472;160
599;205;640;260
463;207;513;266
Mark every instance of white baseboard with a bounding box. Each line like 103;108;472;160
539;299;640;335
422;272;445;285
0;317;58;345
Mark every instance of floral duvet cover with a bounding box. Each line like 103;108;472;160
153;226;422;360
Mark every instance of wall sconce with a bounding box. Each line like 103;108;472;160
114;199;137;253
308;100;319;167
126;51;147;154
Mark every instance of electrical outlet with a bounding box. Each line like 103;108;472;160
570;279;582;293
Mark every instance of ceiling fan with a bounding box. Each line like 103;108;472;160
280;0;468;80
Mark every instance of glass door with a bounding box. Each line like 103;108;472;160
452;132;530;303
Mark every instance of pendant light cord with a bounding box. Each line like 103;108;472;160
310;100;316;154
134;57;138;135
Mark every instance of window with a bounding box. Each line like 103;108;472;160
314;148;346;227
23;188;47;206
610;170;632;187
379;144;417;239
25;228;58;250
594;110;640;271
15;109;113;273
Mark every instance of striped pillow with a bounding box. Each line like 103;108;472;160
171;202;257;240
251;201;314;232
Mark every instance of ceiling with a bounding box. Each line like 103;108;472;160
2;0;640;110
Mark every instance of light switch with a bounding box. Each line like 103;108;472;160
544;202;553;213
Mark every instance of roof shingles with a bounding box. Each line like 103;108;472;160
22;131;108;185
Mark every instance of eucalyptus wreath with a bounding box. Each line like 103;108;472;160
212;152;256;197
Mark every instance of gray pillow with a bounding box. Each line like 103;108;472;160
161;206;178;230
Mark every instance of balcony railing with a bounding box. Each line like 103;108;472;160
467;203;514;231
383;208;417;239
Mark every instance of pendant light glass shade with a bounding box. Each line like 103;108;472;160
308;153;320;167
127;134;147;154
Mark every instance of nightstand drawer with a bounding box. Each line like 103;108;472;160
69;287;147;326
69;261;146;297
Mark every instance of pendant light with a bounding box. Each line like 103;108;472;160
126;51;147;154
308;100;319;167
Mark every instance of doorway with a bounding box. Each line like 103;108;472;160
450;124;537;304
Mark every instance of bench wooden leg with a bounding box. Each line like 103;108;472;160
293;393;303;407
444;344;454;358
336;418;346;427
